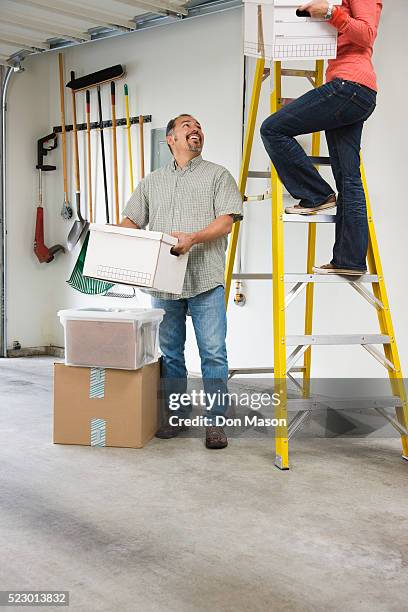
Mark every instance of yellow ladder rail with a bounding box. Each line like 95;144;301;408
225;58;265;304
303;60;324;399
362;163;408;457
270;62;289;469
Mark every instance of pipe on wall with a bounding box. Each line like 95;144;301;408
1;66;19;357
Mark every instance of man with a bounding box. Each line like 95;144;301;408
120;114;243;449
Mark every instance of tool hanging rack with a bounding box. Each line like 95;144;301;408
53;115;152;134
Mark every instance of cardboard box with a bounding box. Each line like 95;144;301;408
53;361;159;448
58;308;164;370
83;224;189;295
244;0;342;61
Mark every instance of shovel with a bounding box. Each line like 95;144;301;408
67;70;89;250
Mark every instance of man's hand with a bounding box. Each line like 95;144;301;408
171;232;196;255
170;215;234;254
299;1;329;18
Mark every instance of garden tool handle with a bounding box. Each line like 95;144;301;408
70;71;80;193
124;83;134;193
111;81;120;224
139;114;145;179
86;90;93;223
97;85;110;224
58;54;69;202
111;80;116;106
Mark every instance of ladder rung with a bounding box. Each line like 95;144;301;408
309;156;331;166
248;161;330;180
232;274;272;280
281;69;317;78
284;273;379;283
248;171;270;179
232;273;379;283
284;213;336;223
286;334;391;346
288;397;403;410
228;367;305;376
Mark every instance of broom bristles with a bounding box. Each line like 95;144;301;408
66;65;125;92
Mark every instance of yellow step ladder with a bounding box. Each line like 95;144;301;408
225;58;408;470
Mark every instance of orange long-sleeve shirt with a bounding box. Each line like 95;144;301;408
327;0;383;91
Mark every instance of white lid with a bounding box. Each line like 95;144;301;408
89;224;178;247
58;307;165;323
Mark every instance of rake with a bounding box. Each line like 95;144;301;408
67;232;114;295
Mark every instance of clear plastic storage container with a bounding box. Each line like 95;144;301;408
58;308;165;370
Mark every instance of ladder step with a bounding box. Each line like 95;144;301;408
248;158;331;180
285;273;379;283
232;273;379;283
286;334;390;346
309;156;331;166
281;69;317;78
228;366;305;377
233;274;272;280
248;170;270;179
284;213;336;223
287;397;403;410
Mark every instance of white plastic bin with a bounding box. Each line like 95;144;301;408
58;308;165;370
244;0;342;61
83;224;189;295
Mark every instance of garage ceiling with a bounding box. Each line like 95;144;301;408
0;0;239;66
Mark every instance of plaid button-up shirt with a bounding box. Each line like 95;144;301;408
123;155;243;300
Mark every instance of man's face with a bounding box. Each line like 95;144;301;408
167;116;204;156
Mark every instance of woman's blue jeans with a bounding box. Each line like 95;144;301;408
260;78;377;271
152;285;228;420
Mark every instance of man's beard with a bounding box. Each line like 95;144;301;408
187;142;202;152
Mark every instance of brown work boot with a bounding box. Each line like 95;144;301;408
205;426;228;449
155;421;189;439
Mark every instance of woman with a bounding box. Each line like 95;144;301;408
260;0;383;275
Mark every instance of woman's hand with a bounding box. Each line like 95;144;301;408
299;1;330;19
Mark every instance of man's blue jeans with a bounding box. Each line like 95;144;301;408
152;285;228;420
260;78;377;271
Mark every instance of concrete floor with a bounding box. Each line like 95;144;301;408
1;357;408;612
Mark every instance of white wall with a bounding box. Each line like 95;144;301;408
5;8;244;349
4;3;408;378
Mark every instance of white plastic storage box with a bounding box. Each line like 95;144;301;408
58;308;165;370
83;224;189;295
244;0;342;61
